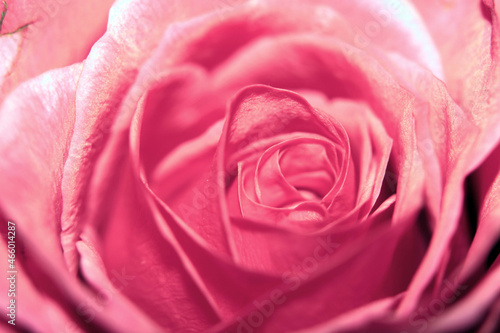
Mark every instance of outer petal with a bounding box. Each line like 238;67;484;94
428;263;500;333
159;0;443;79
0;0;115;102
381;28;499;319
293;295;402;333
410;0;497;110
60;0;240;271
0;63;163;332
0;230;82;332
304;0;444;78
459;142;500;282
0;63;82;267
59;0;183;271
14;221;165;332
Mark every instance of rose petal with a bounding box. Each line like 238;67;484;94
0;0;114;101
428;263;500;333
59;0;188;270
459;142;500;281
165;0;444;79
75;232;165;332
1;217;165;332
0;232;83;332
208;32;490;319
227;195;399;275
320;98;393;220
410;0;499;118
213;35;426;225
61;0;232;271
476;297;500;333
307;0;444;78
218;85;351;237
126;66;236;259
378;45;498;319
0;63;82;268
128;80;285;326
210;200;425;332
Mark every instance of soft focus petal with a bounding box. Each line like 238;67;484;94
0;234;82;332
428;263;500;332
459;142;500;282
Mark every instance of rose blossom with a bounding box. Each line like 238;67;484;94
0;0;499;332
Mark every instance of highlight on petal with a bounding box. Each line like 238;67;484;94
308;0;445;78
158;0;443;79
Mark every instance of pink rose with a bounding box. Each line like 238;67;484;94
1;0;499;332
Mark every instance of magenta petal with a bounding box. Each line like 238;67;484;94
294;295;402;333
75;235;165;332
99;159;222;330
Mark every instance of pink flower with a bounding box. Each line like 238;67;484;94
0;0;499;332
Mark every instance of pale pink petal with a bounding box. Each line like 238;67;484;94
0;63;82;267
380;40;498;320
59;0;186;271
410;0;498;114
0;0;114;101
303;0;444;78
163;0;443;79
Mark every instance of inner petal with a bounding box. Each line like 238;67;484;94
279;142;336;199
254;143;307;208
255;138;339;208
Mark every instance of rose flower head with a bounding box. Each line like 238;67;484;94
0;0;499;332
